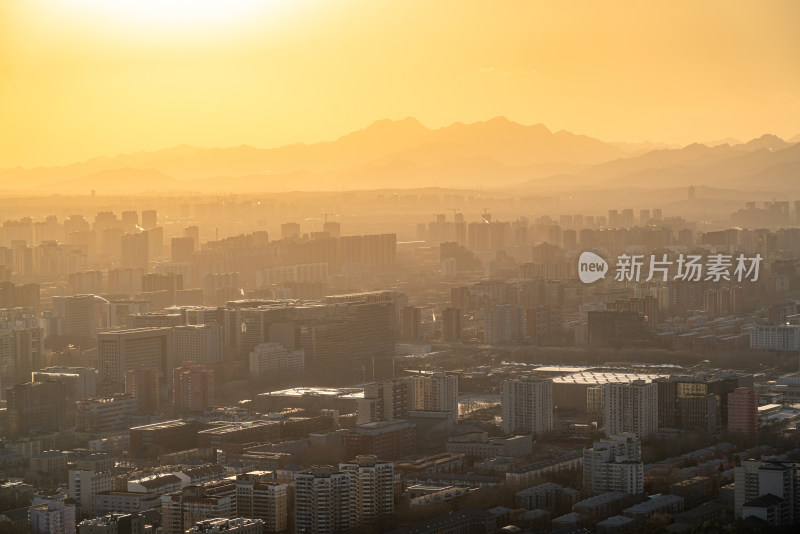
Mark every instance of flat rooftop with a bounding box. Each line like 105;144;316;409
553;371;667;385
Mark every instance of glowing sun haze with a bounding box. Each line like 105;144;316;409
1;0;799;167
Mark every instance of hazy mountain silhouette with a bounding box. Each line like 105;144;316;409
515;135;800;194
0;117;634;191
1;118;797;194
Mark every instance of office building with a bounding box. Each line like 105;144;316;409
346;420;417;459
501;377;553;436
174;324;223;365
677;393;720;434
32;367;97;402
129;420;204;457
173;361;215;413
750;324;800;351
583;434;643;495
124;365;160;415
75;394;138;433
198;422;281;450
340;455;394;527
78;513;148;534
52;294;96;337
728;387;758;439
248;342;304;380
97;328;174;391
6;380;65;439
588;310;647;344
294;466;351;534
604;380;658;439
127;312;183;329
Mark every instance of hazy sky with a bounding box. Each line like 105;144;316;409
2;0;799;167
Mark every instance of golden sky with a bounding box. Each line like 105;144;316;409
2;0;799;168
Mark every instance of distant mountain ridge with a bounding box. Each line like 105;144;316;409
0;118;797;194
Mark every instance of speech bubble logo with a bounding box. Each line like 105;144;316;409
578;251;608;283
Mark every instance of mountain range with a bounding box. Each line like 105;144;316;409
1;117;798;195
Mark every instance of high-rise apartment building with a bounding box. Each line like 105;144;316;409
30;497;76;534
171;237;195;264
0;281;41;311
173;361;215;413
340;456;394;528
486;304;525;346
68;271;104;295
294;466;352;534
583;433;644;495
141;210;158;230
441;307;462;342
69;468;112;516
357;379;409;424
161;483;236;534
280;222;301;240
0;306;44;395
501;377;553;436
148;227;164;259
234;472;288;533
405;372;458;414
604;380;658;439
401;306;422;341
120;232;149;270
737;460;800;526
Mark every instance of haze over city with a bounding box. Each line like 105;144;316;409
2;2;800;534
